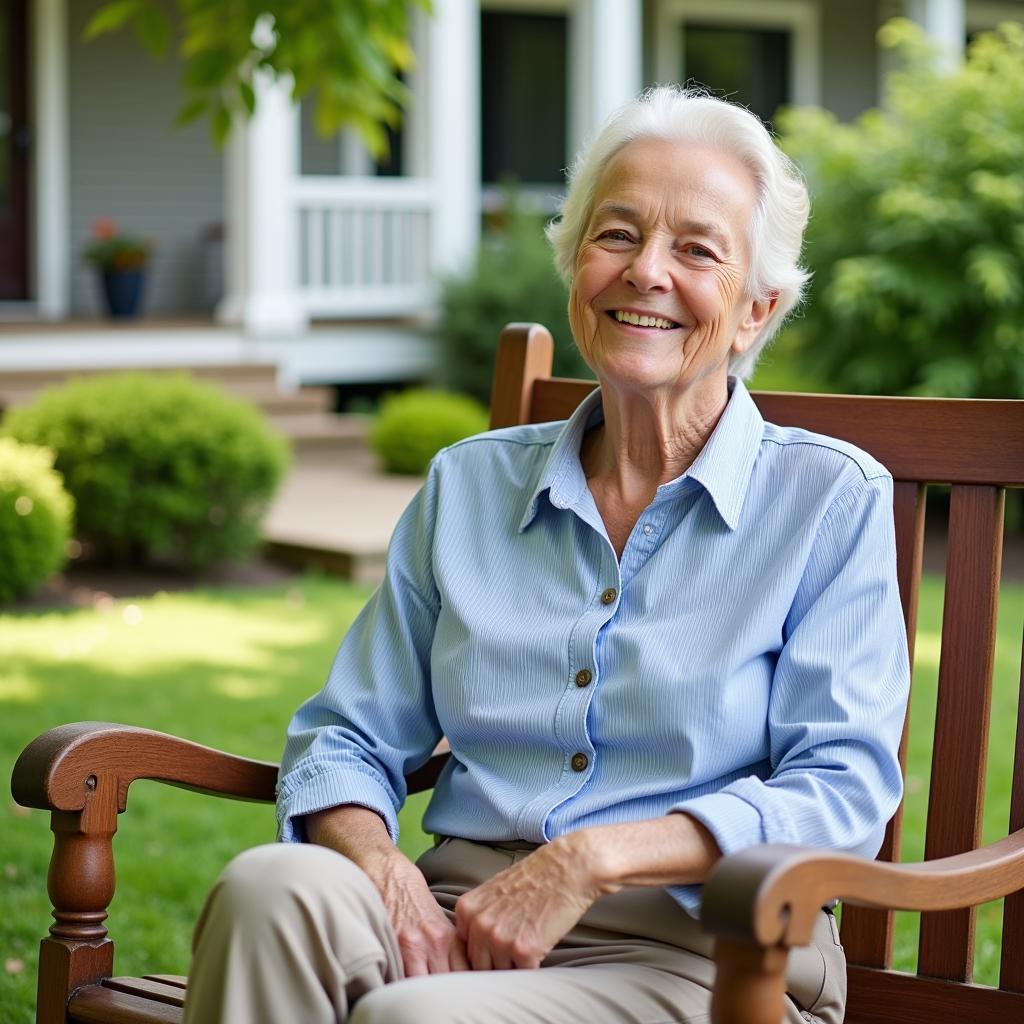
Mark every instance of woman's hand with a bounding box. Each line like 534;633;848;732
305;804;468;976
453;836;606;970
360;846;470;976
453;815;721;971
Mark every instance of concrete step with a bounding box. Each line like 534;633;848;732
0;363;285;415
263;447;420;584
271;412;371;449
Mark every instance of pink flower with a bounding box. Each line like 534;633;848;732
92;218;117;240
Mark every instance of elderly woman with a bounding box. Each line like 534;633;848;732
183;87;909;1024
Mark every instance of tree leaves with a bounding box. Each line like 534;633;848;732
84;0;430;153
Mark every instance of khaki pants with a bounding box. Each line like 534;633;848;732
183;839;845;1024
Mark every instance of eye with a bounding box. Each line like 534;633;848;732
684;244;717;260
597;229;634;244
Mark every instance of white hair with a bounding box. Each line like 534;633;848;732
547;85;810;378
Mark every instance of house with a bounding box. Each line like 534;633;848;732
1;0;1021;389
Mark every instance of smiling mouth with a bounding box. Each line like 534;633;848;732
609;310;680;330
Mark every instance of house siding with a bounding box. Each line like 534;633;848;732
67;0;223;315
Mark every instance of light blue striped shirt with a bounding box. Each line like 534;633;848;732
278;380;910;915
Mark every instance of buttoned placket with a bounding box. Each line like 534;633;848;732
522;454;703;840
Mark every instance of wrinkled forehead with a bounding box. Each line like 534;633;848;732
587;137;758;246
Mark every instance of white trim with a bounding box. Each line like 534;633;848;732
654;0;822;108
0;323;436;385
569;0;643;154
966;2;1024;29
32;0;70;318
426;0;480;279
904;0;965;66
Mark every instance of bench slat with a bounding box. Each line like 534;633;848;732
919;485;1005;981
69;984;182;1024
1000;628;1024;993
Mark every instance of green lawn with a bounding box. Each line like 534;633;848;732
2;573;1022;1021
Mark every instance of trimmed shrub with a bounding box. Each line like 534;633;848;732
372;389;488;475
437;199;593;404
3;373;290;568
0;437;74;603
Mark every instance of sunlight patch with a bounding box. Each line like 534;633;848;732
912;631;941;670
0;674;41;702
212;675;278;700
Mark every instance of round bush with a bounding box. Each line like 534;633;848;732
372;389;488;475
0;437;74;603
3;373;290;568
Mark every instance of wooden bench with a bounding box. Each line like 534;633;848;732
12;323;1024;1024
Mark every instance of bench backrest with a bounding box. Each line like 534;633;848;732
490;323;1024;1009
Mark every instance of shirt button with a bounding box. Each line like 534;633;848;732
574;668;592;687
600;587;617;605
571;752;589;772
643;523;653;536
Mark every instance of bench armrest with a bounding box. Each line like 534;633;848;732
701;833;1024;1024
12;722;451;816
12;722;280;813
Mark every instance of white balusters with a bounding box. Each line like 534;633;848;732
292;177;436;317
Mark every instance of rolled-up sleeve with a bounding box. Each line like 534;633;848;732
670;474;911;913
276;461;444;844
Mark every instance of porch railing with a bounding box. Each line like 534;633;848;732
293;177;435;319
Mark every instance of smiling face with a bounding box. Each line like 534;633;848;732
569;137;775;401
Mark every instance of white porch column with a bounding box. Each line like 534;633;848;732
426;0;479;279
32;0;69;319
217;70;306;337
905;0;966;68
569;0;643;157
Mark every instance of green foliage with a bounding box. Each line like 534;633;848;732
779;19;1024;397
84;0;429;151
0;439;73;604
3;374;289;568
437;203;593;404
371;389;488;475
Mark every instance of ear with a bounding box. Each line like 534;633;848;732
732;292;778;354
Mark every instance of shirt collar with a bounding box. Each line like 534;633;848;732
683;378;764;530
518;388;603;532
518;379;764;533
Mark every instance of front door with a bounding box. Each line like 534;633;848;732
0;0;29;300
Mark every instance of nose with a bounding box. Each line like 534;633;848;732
622;240;671;292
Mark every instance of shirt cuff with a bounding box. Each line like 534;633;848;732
276;767;400;844
664;792;766;919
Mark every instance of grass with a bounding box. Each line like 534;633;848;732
2;572;1022;1021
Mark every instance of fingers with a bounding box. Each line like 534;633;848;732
397;919;460;977
448;934;471;972
455;897;543;971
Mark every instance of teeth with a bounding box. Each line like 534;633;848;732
614;310;677;329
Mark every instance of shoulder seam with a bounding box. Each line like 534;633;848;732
760;434;889;484
442;432;560;454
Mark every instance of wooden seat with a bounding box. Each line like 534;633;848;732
12;323;1024;1024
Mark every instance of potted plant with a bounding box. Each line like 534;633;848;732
82;218;152;319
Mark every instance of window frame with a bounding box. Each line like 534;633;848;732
653;0;822;109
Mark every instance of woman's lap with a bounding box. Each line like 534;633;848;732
184;841;845;1024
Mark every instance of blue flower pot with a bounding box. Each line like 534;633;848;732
101;269;145;318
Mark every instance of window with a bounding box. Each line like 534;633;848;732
683;24;791;126
480;10;568;185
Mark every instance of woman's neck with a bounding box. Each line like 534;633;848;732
582;378;730;500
